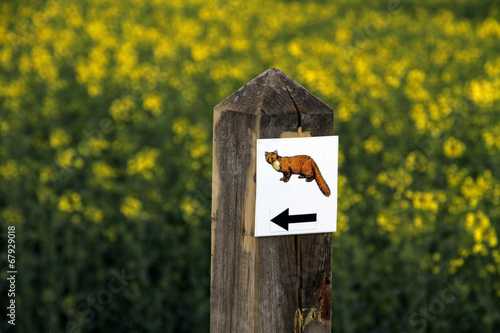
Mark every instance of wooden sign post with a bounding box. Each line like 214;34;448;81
211;68;334;332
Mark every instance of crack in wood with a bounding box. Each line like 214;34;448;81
286;86;302;130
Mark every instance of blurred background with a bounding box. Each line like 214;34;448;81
0;0;499;331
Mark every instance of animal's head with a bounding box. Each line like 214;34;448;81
265;150;278;164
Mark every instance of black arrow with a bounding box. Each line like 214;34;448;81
271;208;317;231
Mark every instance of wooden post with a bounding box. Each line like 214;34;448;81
211;68;333;332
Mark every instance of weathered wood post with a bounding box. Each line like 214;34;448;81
211;68;333;332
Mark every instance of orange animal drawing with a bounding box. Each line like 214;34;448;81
265;150;331;197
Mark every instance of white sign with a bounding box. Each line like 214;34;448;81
255;136;338;237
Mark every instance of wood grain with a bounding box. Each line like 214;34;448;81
211;68;334;332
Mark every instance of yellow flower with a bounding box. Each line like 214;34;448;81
85;139;110;157
0;120;8;135
37;186;56;204
19;54;31;74
447;196;466;215
189;143;209;159
58;192;83;213
449;257;464;275
127;147;160;179
143;93;163;116
488;230;498;247
120;196;142;219
443;165;468;187
443;137;465;158
84;206;104;223
412;215;423;232
31;46;58;82
469;79;497;106
181;200;196;216
477;17;500;39
39;166;58;182
337;211;349;232
92;161;116;179
473;243;486;255
460;172;491;208
363;135;383;154
376;211;400;233
410;104;428;130
407;69;426;86
481;125;500;152
412;191;439;212
49;129;71;148
1;207;25;225
56;149;84;169
335;28;352;44
116;42;138;77
464;211;497;256
173;118;189;137
337;100;358;123
0;160;20;181
109;96;135;121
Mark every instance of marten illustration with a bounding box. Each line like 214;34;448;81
265;150;331;197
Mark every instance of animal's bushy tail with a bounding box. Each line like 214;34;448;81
312;161;331;197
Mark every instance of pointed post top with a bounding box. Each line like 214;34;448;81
214;68;333;115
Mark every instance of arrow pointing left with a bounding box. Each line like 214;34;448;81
271;208;317;231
